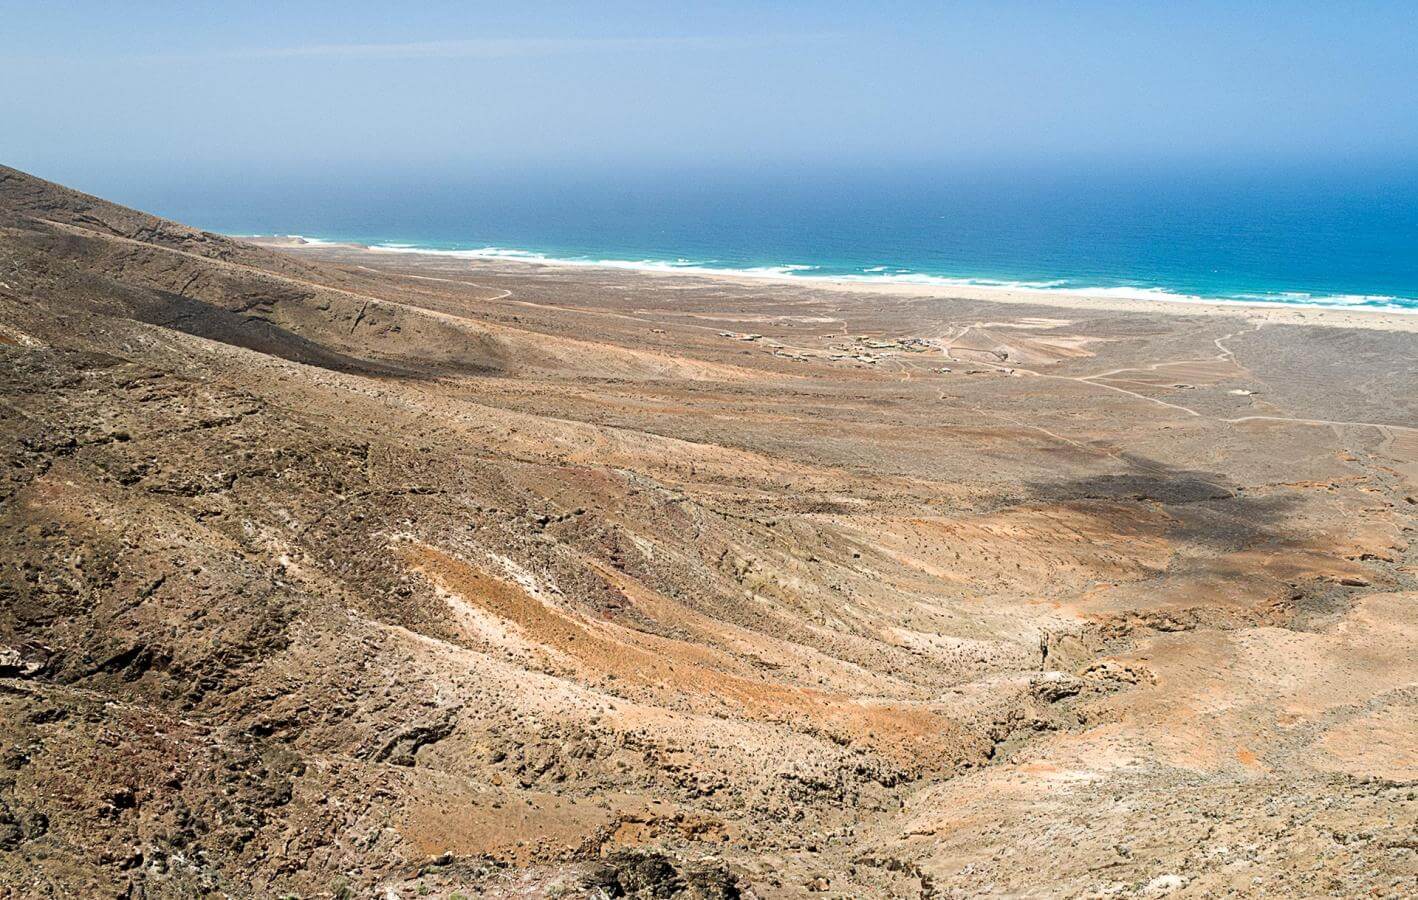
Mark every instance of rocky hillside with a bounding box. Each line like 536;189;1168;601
1;165;1414;898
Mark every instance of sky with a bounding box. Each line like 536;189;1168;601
3;1;1418;190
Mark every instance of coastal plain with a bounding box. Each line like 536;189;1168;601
1;165;1415;898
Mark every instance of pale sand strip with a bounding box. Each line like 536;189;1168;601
250;237;1418;333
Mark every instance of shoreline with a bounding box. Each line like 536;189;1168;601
8;163;1418;899
247;235;1418;333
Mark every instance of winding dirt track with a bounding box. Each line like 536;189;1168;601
1;164;1415;898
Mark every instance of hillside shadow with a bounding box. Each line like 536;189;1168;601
1026;452;1303;550
136;290;501;381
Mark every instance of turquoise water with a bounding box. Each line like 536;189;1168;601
139;164;1418;310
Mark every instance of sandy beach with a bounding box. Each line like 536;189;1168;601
6;0;1418;894
3;164;1415;897
255;235;1418;333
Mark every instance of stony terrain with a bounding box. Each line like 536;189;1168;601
0;164;1414;898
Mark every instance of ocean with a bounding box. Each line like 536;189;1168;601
129;163;1418;311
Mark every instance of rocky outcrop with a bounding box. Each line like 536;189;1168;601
0;165;1413;898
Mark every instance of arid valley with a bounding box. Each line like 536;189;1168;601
1;165;1415;898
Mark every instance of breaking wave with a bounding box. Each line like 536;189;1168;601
259;236;1417;314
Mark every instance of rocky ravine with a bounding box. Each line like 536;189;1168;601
0;164;1414;898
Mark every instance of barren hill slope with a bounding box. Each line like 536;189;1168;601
0;166;1414;898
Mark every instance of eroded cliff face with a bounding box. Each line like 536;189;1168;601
1;165;1414;898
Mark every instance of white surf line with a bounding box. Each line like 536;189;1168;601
304;254;1418;437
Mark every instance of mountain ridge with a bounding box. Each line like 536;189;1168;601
0;165;1414;899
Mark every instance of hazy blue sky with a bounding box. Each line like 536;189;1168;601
4;1;1417;187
